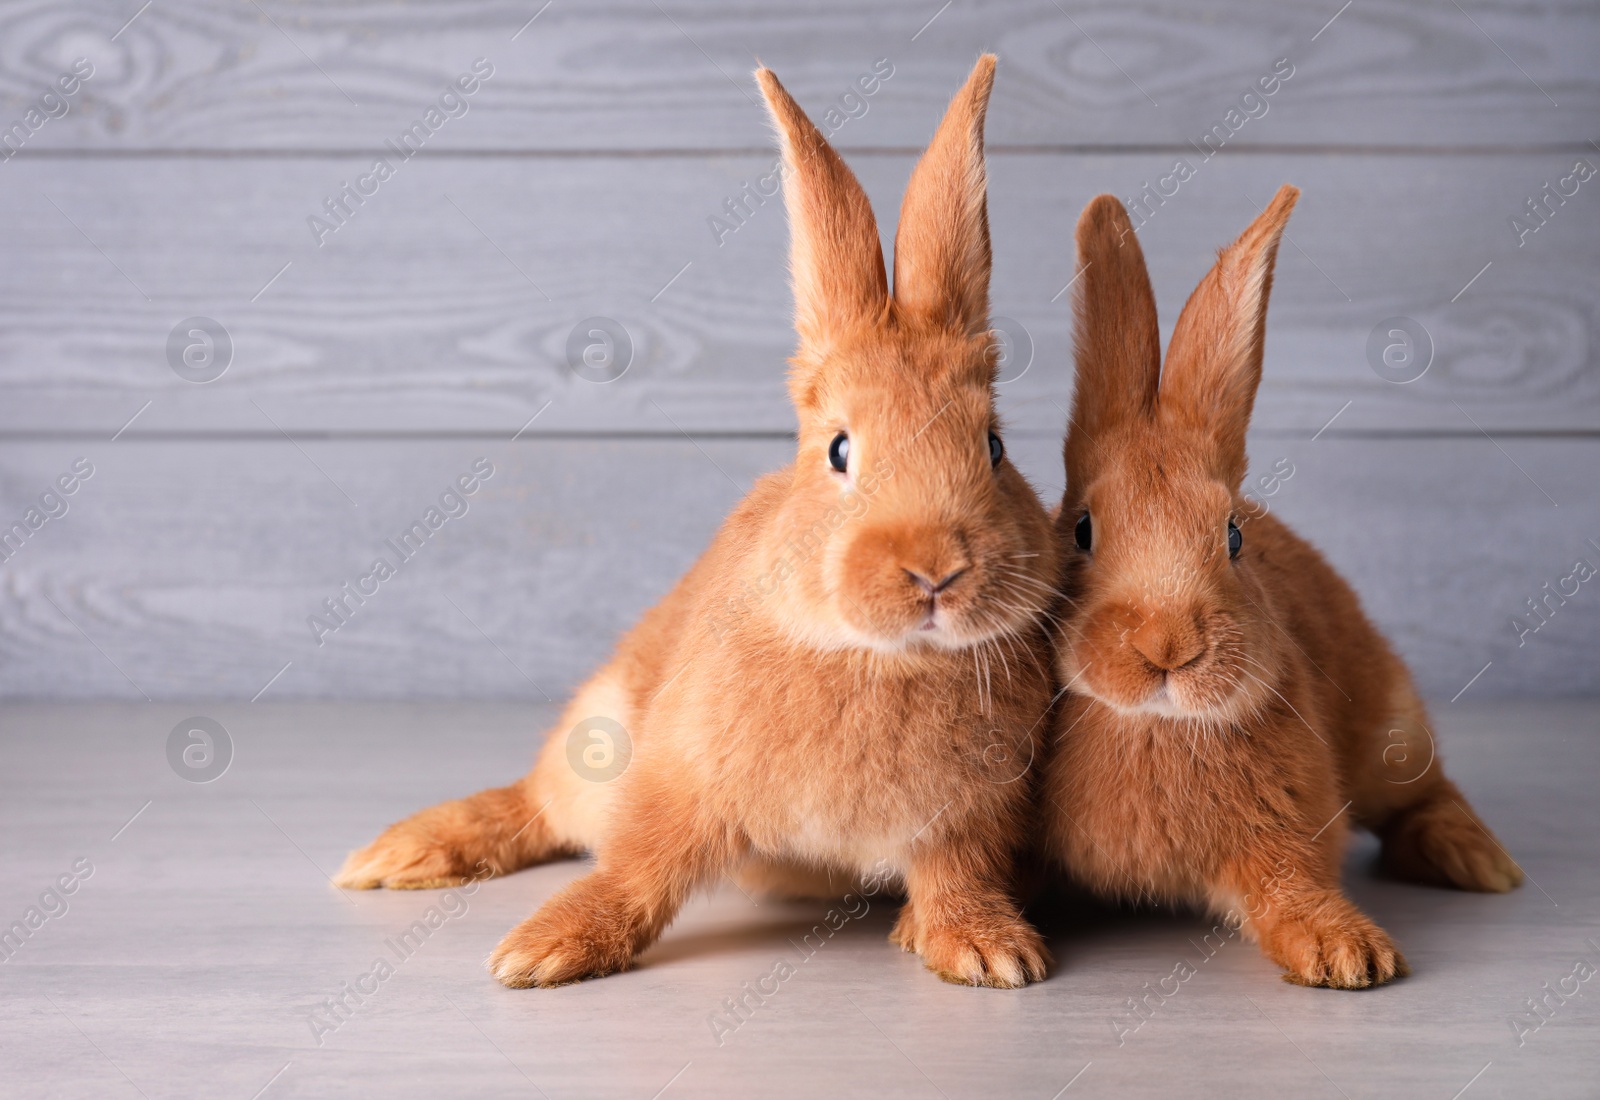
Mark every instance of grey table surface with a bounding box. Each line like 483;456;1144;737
1;698;1596;1099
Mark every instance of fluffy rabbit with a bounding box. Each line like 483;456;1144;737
1041;187;1523;989
336;56;1063;989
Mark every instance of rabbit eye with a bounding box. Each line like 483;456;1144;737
828;432;850;473
988;431;1004;467
1228;520;1242;559
1074;512;1092;553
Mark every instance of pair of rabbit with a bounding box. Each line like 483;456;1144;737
335;57;1520;991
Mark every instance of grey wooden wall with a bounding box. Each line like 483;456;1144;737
0;0;1594;701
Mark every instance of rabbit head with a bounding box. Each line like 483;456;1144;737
752;57;1057;655
1056;186;1299;718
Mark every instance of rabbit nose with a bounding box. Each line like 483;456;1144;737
1128;615;1205;671
905;567;968;596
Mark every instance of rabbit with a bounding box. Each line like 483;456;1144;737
334;56;1064;989
1039;186;1523;989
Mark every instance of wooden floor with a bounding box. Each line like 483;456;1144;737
2;699;1595;1098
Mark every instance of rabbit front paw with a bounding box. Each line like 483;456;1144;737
1263;904;1408;989
893;902;1049;988
488;875;642;988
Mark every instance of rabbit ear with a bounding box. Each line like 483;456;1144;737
757;68;889;352
1161;185;1299;487
890;55;997;336
1064;194;1162;487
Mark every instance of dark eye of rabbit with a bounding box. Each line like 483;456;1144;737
988;431;1003;467
828;432;849;473
1228;520;1242;559
1074;512;1092;553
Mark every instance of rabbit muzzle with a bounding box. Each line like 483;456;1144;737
834;520;1032;651
1067;598;1253;719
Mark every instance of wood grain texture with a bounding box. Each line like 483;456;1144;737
0;0;1592;704
0;0;1592;151
0;151;1594;436
0;699;1595;1097
0;435;1592;701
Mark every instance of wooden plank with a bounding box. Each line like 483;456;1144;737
0;435;1592;701
0;151;1595;436
0;0;1592;152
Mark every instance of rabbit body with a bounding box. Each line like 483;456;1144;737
1042;190;1522;989
337;57;1063;990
